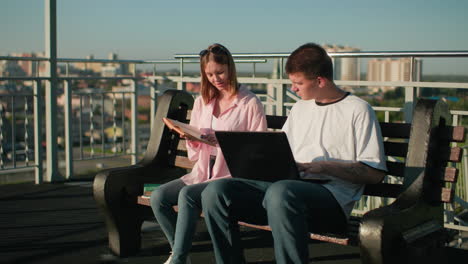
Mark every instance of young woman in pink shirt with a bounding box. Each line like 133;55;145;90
150;43;267;264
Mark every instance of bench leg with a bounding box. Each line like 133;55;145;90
93;169;145;257
105;204;144;257
359;206;446;264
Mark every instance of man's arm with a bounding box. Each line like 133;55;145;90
297;161;386;184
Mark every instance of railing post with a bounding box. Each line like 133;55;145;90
131;77;138;164
276;58;286;116
177;58;184;90
64;79;73;179
404;56;417;123
150;80;157;128
266;59;279;115
33;80;43;184
44;0;62;182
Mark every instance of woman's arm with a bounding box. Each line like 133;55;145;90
186;97;204;160
247;97;268;131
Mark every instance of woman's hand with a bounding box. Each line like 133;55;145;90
181;133;197;142
200;128;218;145
201;133;218;145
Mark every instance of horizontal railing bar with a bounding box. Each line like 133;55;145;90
0;77;49;81
0;77;139;81
175;50;468;59
3;50;468;64
0;165;39;172
451;110;468;115
58;58;145;64
334;80;468;89
373;106;404;112
73;91;134;95
444;223;468;232
59;77;139;80
143;59;267;64
0;56;266;64
74;154;133;161
0;56;49;61
0;93;36;96
164;76;468;89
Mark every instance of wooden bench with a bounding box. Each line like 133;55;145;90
93;89;465;263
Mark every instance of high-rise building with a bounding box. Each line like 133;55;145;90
322;44;361;82
367;58;422;91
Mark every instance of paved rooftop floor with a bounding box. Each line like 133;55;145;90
1;181;467;264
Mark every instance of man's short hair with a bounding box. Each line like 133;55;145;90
285;43;333;80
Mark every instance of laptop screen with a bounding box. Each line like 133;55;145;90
215;131;299;182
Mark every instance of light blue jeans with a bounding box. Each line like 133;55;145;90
201;178;347;264
150;179;210;264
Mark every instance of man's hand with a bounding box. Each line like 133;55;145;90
297;162;324;174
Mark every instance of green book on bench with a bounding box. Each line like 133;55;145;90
143;184;161;197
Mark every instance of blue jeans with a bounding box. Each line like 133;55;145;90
150;179;210;264
201;178;346;264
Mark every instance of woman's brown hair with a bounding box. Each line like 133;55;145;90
199;43;238;103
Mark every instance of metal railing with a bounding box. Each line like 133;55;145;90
1;50;468;235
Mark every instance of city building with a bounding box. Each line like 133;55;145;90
322;44;361;82
74;53;130;76
74;54;102;73
367;58;422;92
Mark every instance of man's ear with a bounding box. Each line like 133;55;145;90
317;76;327;88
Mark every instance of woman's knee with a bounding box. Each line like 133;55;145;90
150;188;164;208
150;184;176;209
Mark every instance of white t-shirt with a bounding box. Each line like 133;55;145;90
282;94;387;218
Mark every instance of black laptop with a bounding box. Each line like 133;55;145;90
215;131;301;182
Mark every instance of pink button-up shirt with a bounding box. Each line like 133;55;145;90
181;86;267;185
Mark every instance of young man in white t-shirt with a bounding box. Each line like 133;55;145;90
201;43;387;264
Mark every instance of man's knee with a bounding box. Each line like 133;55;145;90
263;181;298;211
201;179;232;208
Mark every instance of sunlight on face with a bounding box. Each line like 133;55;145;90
288;72;319;100
204;61;229;91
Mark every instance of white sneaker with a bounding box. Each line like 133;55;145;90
163;252;191;264
163;253;172;264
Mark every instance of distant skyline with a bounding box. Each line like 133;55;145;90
1;0;468;75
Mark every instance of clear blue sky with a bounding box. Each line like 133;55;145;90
1;0;468;74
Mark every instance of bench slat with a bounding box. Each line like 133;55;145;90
266;115;287;129
237;221;353;246
383;141;408;158
177;140;187;151
385;161;405;177
438;146;463;163
439;126;466;142
379;122;411;138
441;188;455;203
363;183;402;198
175;156;195;169
442;167;458;182
138;195;150;206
